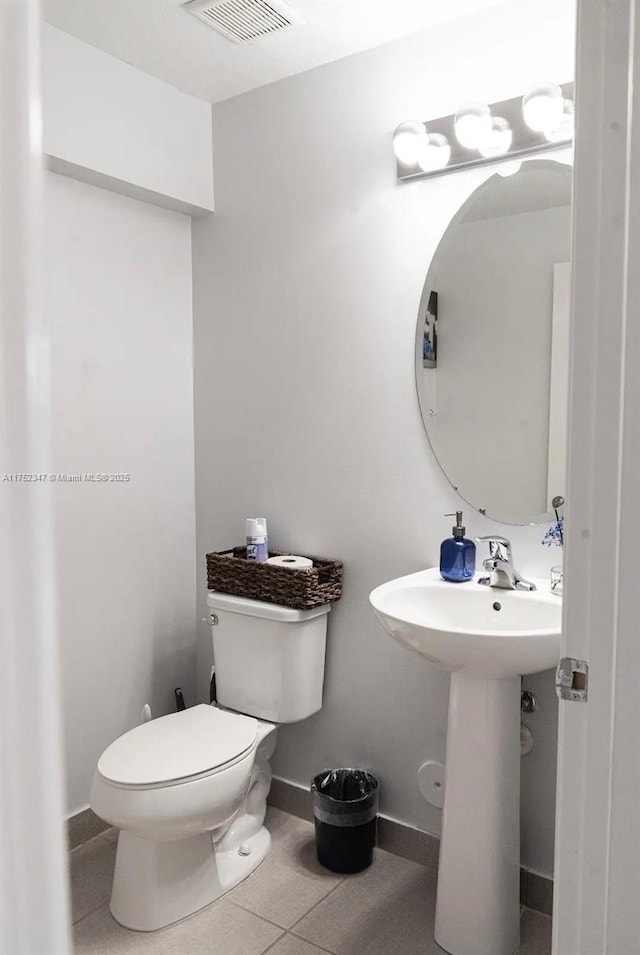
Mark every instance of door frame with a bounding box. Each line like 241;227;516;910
0;2;71;951
553;1;640;952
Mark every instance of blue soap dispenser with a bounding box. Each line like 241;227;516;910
440;511;476;583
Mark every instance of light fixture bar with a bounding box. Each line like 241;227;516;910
396;82;574;183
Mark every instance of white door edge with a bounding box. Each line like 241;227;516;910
553;1;640;953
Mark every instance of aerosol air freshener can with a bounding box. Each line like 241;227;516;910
246;518;268;562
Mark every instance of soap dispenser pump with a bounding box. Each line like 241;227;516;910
440;511;476;583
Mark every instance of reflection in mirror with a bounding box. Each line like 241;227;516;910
416;159;572;525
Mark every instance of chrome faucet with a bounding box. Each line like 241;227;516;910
475;536;537;591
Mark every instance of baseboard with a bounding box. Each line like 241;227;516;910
267;776;553;916
519;867;554;916
66;807;110;850
268;777;314;823
66;778;553;917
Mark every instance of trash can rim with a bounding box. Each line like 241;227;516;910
311;768;379;802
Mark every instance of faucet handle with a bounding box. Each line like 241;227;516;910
475;535;512;562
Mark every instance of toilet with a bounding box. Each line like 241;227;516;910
90;593;330;932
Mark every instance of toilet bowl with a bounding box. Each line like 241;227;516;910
91;704;276;931
90;594;330;931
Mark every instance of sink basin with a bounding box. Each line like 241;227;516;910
369;566;562;955
369;567;561;678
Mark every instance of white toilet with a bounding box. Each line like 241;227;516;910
90;593;330;932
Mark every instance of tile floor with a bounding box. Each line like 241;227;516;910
71;808;551;955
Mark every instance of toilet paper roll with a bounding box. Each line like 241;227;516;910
266;555;313;570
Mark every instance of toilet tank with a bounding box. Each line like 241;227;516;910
206;592;330;723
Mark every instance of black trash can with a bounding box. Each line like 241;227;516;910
311;769;379;874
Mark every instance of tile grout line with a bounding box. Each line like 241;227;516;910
72;901;110;928
76;896;338;955
254;927;287;955
284;932;336;955
225;896;295;933
296;935;335;955
225;868;348;936
70;833;117;926
261;932;336;955
70;830;116;857
287;876;349;937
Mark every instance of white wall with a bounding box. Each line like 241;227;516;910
44;172;197;815
192;0;574;876
42;24;214;215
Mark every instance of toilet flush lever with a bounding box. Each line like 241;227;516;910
201;614;218;626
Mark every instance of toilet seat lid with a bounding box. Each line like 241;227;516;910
97;704;258;786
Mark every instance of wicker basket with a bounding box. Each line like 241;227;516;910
206;547;343;610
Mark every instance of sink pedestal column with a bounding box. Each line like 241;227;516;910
434;673;521;955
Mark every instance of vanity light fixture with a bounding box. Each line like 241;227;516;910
394;81;573;182
416;132;451;172
544;98;575;143
497;160;522;177
453;102;492;150
479;117;513;158
392;120;426;164
522;81;564;133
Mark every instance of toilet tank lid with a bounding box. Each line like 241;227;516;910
206;591;331;621
97;705;258;786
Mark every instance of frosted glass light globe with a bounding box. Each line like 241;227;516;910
416;133;451;172
454;102;492;150
545;99;575;143
522;82;563;132
479;117;513;158
497;160;522;178
393;120;426;164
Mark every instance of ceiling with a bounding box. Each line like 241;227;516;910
41;0;511;105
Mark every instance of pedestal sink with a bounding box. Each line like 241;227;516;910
369;568;561;955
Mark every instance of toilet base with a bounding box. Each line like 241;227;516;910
110;826;271;931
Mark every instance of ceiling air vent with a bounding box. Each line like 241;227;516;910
184;0;303;44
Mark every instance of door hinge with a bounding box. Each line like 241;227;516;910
556;657;589;702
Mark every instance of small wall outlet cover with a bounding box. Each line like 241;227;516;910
520;723;534;756
418;760;446;809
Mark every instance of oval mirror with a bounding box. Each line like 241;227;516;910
415;159;572;525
